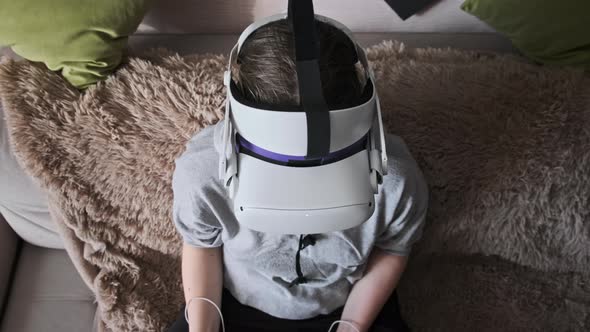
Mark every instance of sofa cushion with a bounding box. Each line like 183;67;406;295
0;102;63;249
461;0;590;68
127;32;515;57
0;244;96;332
138;0;494;35
0;0;153;88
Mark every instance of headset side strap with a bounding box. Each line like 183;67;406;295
368;67;388;180
220;45;239;192
375;94;388;175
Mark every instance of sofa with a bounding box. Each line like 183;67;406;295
0;1;515;331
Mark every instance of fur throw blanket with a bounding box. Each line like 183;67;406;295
1;42;589;331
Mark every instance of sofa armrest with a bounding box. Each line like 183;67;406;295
0;213;20;318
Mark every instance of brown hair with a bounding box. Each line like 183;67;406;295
235;19;364;109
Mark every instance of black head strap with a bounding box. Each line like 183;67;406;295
288;0;331;159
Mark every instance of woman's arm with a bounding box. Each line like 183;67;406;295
182;244;224;332
337;247;408;332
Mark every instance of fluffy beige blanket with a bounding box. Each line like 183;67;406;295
1;42;589;331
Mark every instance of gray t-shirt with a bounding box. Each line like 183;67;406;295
172;122;428;319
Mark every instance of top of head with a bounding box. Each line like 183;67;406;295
230;13;374;87
225;13;379;156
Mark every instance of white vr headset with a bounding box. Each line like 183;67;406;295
219;2;387;235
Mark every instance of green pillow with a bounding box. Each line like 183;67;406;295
461;0;590;68
0;0;152;88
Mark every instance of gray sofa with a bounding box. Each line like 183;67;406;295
0;220;99;331
0;1;514;331
0;104;99;331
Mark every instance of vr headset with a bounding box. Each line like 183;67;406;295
219;0;388;235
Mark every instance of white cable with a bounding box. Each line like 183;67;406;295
184;297;226;332
328;319;361;332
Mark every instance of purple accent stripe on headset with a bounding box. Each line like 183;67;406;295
236;133;368;164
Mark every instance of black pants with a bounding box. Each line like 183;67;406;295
167;289;409;332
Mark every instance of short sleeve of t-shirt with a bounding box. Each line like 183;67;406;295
172;125;225;248
374;135;428;256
